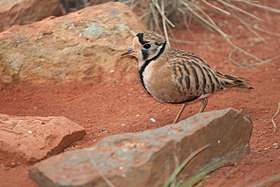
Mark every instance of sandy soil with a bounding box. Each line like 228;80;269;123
0;3;280;187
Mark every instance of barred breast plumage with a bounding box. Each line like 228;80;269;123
122;31;252;123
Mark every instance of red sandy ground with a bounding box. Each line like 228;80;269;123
0;4;280;187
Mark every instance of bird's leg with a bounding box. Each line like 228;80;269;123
173;103;187;124
199;97;208;113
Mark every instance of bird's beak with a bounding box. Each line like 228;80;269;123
121;48;133;56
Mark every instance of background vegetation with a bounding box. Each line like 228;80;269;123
107;0;279;66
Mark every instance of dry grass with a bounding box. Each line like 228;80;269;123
271;103;280;133
113;0;280;65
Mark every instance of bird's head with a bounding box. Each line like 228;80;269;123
122;31;167;63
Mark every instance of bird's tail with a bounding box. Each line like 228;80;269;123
215;71;253;89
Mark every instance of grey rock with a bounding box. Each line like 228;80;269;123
29;108;252;187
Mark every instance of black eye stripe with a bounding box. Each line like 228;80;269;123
136;33;147;44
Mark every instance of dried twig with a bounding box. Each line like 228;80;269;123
202;0;231;15
233;0;280;13
151;0;175;28
160;0;170;46
271;103;280;133
229;44;280;67
217;0;261;21
256;54;280;66
230;9;264;41
183;1;230;39
227;39;264;63
253;25;280;37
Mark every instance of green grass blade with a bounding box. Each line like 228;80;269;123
181;164;218;187
163;144;211;187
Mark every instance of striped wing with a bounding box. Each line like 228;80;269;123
169;50;224;97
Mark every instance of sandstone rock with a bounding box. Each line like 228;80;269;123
0;113;85;165
0;2;145;85
0;0;62;32
29;108;252;187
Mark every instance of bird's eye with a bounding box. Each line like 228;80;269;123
143;43;151;49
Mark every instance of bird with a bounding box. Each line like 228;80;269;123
121;31;252;123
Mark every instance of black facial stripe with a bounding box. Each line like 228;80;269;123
141;49;149;60
136;33;147;44
139;42;167;91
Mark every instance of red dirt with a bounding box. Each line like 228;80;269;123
1;4;280;187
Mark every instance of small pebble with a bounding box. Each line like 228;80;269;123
42;30;53;35
27;130;33;134
121;123;126;127
9;162;17;168
150;118;156;123
273;143;279;149
136;114;140;117
99;128;108;133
